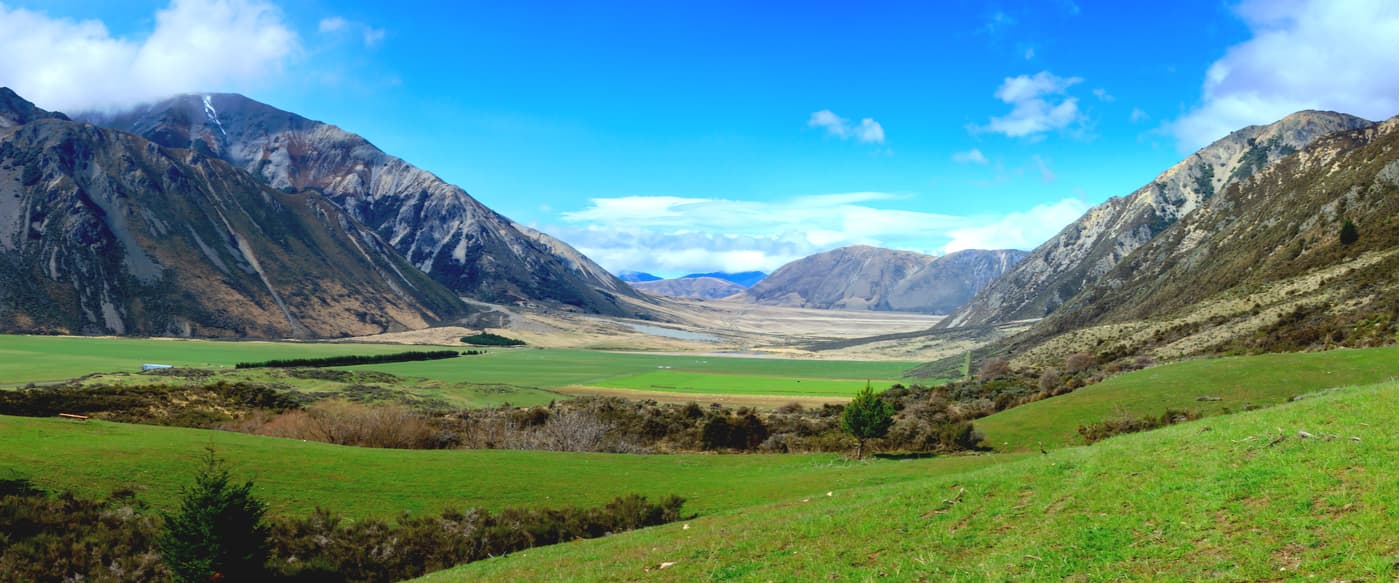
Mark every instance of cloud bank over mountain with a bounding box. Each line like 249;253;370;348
546;193;1086;277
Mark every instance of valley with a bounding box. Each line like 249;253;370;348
0;7;1395;577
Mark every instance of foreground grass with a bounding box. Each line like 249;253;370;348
421;381;1398;581
976;346;1397;452
0;414;1014;520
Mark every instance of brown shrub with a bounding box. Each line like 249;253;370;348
1065;352;1094;373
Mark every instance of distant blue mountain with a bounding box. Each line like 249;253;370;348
681;271;767;288
617;270;662;282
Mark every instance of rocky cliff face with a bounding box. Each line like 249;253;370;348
632;276;746;300
0;90;467;338
1004;116;1398;360
85;94;652;317
742;246;1026;314
940;111;1376;328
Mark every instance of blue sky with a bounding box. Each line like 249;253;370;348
3;1;1396;277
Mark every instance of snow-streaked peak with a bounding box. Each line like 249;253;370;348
201;95;226;137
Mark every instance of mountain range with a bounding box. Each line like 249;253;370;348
0;89;466;337
741;246;1028;314
623;270;768;300
901;111;1397;373
80;93;652;319
939;111;1376;329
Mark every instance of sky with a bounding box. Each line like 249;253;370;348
1;0;1396;277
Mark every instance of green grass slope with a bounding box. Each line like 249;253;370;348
976;347;1396;452
421;381;1398;582
0;414;1013;520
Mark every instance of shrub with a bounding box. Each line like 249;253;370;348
1065;352;1094;373
1339;218;1359;245
841;384;894;459
977;358;1011;380
461;332;526;346
235;350;463;369
159;448;270;582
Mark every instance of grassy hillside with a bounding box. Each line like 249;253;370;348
975;346;1396;452
420;381;1398;581
0;413;1014;520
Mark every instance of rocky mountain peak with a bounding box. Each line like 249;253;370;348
939;110;1377;329
0;87;69;129
85;93;654;318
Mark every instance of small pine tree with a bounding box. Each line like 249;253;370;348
159;448;269;582
1339;218;1359;245
841;384;895;459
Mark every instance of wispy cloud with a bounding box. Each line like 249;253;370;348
976;71;1084;138
943;198;1087;253
550;193;1086;275
952;148;989;164
319;15;385;48
1032;155;1055;183
0;0;298;113
1170;0;1398;151
808;109;886;144
1129;107;1150;123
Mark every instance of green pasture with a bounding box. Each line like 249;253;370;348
0;414;1013;520
0;335;413;385
422;381;1398;582
355;349;925;390
975;346;1398;452
592;370;900;397
0;335;929;400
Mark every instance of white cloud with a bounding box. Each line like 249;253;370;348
807;109;886;144
318;16;348;33
319;15;385;48
943;198;1088;253
978;71;1084;138
362;27;386;47
1129;107;1150;123
1170;0;1399;151
952;148;989;164
0;0;298;113
855;118;885;143
552;193;1084;276
1091;88;1113;102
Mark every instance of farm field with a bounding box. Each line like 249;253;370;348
421;381;1399;582
0;412;1016;520
0;334;930;401
974;346;1398;452
354;349;925;393
580;370;898;397
0;335;416;385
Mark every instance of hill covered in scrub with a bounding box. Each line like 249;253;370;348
940;110;1376;330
